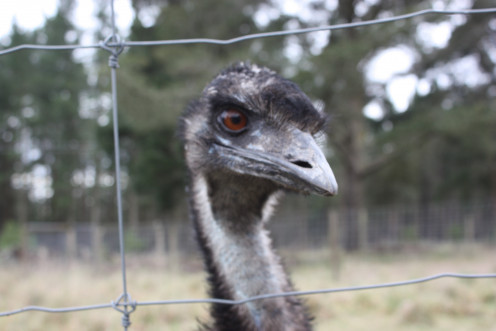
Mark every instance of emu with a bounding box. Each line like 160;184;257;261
180;62;338;331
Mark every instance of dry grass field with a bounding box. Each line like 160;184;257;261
1;244;495;331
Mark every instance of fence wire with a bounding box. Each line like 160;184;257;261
1;7;496;55
1;272;495;318
1;2;496;330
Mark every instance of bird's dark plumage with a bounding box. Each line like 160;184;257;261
180;62;337;331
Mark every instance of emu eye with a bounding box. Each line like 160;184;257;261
219;109;248;132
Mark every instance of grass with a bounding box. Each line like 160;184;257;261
1;244;495;330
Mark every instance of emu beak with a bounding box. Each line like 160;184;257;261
278;128;338;196
213;127;338;196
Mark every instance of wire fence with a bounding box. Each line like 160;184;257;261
1;2;496;330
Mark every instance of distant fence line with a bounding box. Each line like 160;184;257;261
8;199;494;261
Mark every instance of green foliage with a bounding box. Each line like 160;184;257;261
0;25;36;229
0;5;90;225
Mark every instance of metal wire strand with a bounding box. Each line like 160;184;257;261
1;273;495;317
101;0;134;330
0;7;495;56
135;272;496;306
112;293;137;329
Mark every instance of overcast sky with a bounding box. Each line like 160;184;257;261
0;0;134;40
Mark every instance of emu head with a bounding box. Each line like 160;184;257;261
180;62;338;197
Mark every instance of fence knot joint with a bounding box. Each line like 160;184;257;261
111;293;137;328
100;34;125;69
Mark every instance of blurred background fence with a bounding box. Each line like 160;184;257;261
5;198;494;262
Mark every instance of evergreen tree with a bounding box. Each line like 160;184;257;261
0;24;35;231
0;3;90;227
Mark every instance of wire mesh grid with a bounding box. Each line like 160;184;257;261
1;2;496;329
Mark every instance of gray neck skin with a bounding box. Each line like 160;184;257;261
191;171;312;331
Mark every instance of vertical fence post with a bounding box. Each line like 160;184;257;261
153;221;166;264
358;208;369;251
388;206;400;246
66;222;77;260
92;221;105;262
16;188;29;260
463;214;476;242
129;191;140;231
410;206;420;242
328;210;342;280
167;220;181;270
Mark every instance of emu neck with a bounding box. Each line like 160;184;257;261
190;172;311;331
207;172;275;229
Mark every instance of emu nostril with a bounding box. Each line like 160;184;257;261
291;160;312;169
